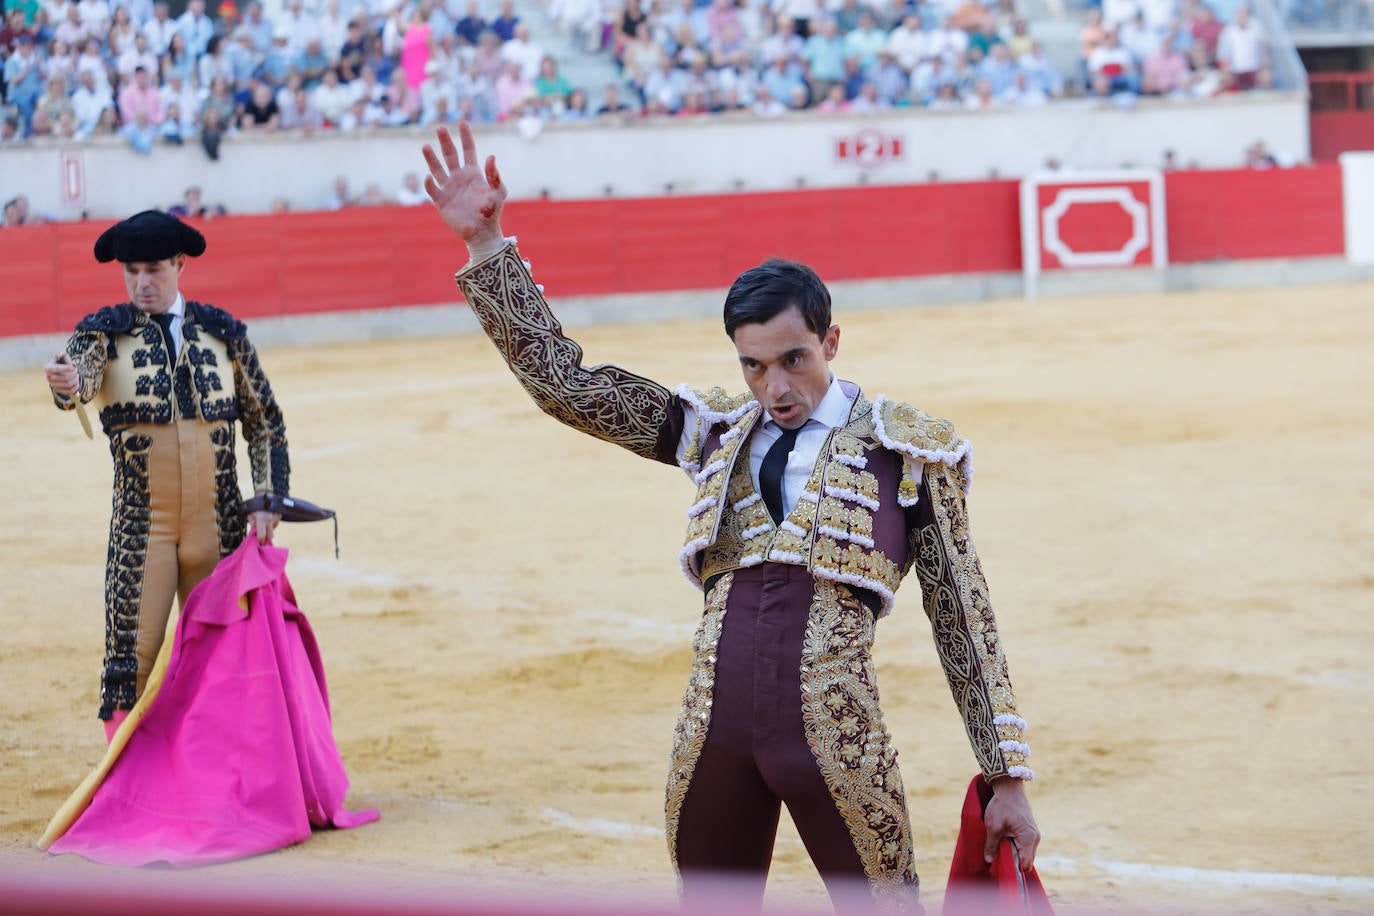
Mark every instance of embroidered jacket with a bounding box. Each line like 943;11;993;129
456;242;1033;781
56;300;290;497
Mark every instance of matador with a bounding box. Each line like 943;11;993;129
422;124;1041;911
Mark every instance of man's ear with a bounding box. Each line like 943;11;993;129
823;324;840;361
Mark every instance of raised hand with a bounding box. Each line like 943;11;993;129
422;122;507;251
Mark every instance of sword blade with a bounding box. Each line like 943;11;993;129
73;399;94;439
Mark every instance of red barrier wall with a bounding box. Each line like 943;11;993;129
1164;165;1346;262
0;164;1345;340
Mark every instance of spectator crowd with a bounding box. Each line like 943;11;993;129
0;0;1272;153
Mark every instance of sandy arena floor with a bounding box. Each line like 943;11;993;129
1;281;1371;913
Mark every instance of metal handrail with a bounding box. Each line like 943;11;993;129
1308;72;1374;111
1250;0;1311;92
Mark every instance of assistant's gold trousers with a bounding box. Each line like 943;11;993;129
100;419;240;718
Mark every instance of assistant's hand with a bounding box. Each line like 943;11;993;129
250;511;281;544
984;776;1041;872
422;122;507;252
45;350;79;399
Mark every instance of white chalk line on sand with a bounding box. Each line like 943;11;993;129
1037;856;1374;896
289;441;368;461
573;608;694;639
288;555;408;588
542;808;661;840
516;823;1374;898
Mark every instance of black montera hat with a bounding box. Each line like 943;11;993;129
93;209;207;263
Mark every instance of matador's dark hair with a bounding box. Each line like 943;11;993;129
722;258;832;341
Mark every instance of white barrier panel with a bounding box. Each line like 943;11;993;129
1340;152;1374;265
0;91;1310;221
1019;169;1167;299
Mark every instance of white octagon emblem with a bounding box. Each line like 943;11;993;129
1041;186;1150;268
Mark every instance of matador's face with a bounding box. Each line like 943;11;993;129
732;305;840;430
122;255;185;314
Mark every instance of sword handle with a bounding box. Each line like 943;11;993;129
54;353;94;440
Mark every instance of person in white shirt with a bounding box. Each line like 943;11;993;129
55;4;92;48
1017;40;1063;97
45;0;75;27
771;0;820;36
159;69;200;133
141;1;175;55
1086;28;1137;93
395;171;428;205
316;0;348;59
1101;0;1139;29
112;0;154;28
500;22;545;80
175;0;215;57
757;14;805;68
1139;0;1177;30
1002;70;1047;105
116;31;159;79
1216;6;1266;89
1117;10;1160;64
885;13;927;72
312;67;355;123
77;36;114;94
925;14;969;63
276;0;320;54
76;0;112;31
71;68;114;137
910;54;950;103
417;59;455;123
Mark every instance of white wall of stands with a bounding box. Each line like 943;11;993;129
3;90;1308;220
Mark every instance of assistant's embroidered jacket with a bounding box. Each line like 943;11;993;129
455;242;1033;787
56;301;289;716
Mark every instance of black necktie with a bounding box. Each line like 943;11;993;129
151;312;177;362
760;425;801;525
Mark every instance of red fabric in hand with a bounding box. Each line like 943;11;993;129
943;775;1054;916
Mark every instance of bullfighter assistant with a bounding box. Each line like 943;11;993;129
44;211;288;735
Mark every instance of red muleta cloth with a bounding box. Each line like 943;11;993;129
46;537;379;866
943;775;1054;916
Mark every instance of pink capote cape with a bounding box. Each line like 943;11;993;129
44;537;378;866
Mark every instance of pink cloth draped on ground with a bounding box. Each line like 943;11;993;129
47;537;378;866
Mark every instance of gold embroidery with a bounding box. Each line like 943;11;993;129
457;246;674;461
702;443;770;581
693;386;755;417
824;464;881;504
801;579;918;898
687;390;906;615
227;332;289;495
916;463;1026;777
898;460;921;506
62;329;109;407
818;497;875;543
831;432;868;463
878;399;961;454
666;573;732;874
686;409;759;583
